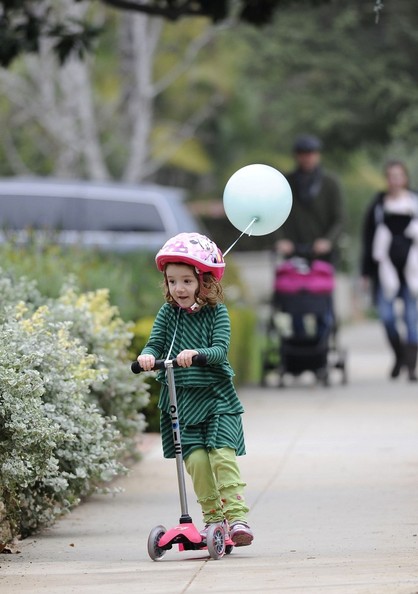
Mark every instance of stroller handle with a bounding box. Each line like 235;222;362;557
275;242;332;260
131;353;207;374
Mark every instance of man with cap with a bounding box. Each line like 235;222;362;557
274;134;345;339
275;134;345;262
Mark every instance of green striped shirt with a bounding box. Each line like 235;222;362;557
142;303;236;386
142;303;244;425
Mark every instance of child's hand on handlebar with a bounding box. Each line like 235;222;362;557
176;349;199;367
137;354;156;371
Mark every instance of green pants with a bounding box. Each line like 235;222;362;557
184;447;249;525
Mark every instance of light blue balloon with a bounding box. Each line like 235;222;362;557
223;164;293;236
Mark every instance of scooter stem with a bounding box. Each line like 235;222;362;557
165;361;190;520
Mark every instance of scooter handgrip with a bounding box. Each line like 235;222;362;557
131;361;143;374
188;353;208;367
131;353;207;374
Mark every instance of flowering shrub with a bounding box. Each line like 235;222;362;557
0;270;150;542
53;286;149;453
0;243;163;321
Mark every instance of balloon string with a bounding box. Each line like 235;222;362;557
223;217;258;257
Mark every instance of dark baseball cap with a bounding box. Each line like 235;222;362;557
293;134;322;153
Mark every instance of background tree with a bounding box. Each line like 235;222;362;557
1;0;417;252
0;1;333;68
199;1;417;156
178;0;418;247
0;0;229;181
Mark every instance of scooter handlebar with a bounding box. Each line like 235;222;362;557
131;353;207;374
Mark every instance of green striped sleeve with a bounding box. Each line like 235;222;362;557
196;304;231;364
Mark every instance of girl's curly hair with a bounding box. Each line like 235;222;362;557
162;264;224;308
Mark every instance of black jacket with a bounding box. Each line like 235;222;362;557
275;166;345;261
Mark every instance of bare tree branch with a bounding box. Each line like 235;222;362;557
143;92;224;177
101;0;208;19
152;20;233;97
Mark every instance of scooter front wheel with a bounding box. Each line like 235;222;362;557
147;525;167;561
206;523;225;560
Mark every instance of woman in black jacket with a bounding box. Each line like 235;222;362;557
361;160;418;381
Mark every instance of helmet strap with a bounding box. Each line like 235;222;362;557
184;270;204;313
188;302;200;313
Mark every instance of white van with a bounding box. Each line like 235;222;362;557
0;177;200;251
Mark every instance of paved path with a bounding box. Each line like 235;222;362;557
2;321;418;593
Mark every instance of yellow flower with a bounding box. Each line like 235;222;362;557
14;301;28;320
20;305;49;333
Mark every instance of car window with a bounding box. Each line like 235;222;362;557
0;195;72;229
0;195;166;233
75;198;165;232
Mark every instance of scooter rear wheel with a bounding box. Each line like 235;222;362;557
147;525;167;561
206;523;225;560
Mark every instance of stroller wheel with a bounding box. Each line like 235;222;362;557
341;359;348;385
316;368;329;387
147;525;167;561
340;350;348;385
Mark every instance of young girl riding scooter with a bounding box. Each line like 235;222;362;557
136;232;253;546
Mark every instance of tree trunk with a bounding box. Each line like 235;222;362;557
121;13;163;183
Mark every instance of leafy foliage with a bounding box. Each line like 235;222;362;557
0;0;101;67
102;0;322;25
180;0;418;251
0;242;163;321
54;287;149;450
0;268;150;541
204;0;418;167
0;0;333;68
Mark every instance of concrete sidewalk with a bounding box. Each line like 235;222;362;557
2;321;418;593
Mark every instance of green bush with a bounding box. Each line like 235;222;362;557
52;286;149;454
229;306;258;385
129;317;161;433
0;242;163;321
0;270;150;542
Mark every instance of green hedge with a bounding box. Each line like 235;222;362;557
229;307;258;385
0;271;150;544
0;242;163;322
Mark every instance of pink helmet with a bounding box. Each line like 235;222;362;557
155;232;225;280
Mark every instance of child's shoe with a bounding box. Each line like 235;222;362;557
200;519;229;542
230;521;253;547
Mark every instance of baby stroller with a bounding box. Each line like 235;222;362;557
261;253;347;387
